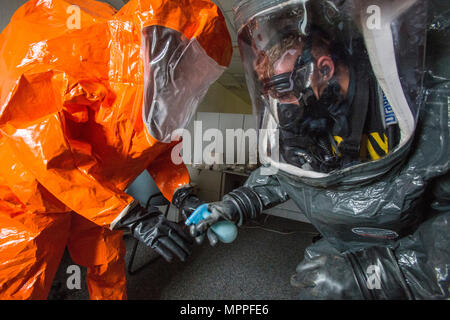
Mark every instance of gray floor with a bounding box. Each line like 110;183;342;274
48;215;318;300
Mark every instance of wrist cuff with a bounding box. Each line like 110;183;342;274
223;187;264;226
345;247;413;300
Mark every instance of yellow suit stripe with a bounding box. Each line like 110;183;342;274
368;133;388;160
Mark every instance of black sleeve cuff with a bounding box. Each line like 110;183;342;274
345;246;414;300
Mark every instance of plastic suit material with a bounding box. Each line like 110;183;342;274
0;0;231;299
249;0;449;299
245;79;450;300
192;0;450;299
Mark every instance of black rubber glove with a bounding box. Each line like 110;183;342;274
172;186;204;221
189;187;263;246
114;202;193;262
291;245;365;300
291;239;414;300
172;186;209;244
189;201;238;238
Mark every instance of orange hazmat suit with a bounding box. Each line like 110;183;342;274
0;0;232;299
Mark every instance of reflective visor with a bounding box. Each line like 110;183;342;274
142;26;226;143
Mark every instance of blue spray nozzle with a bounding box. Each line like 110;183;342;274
185;204;238;244
185;204;211;226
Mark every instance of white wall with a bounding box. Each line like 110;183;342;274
198;82;252;115
184;112;256;167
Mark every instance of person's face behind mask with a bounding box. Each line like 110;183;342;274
260;36;349;172
235;0;426;180
142;26;226;143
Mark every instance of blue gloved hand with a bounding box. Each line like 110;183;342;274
186;204;238;246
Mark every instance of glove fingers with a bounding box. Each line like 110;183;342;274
290;273;317;288
158;237;188;262
153;242;174;263
165;220;193;244
207;228;219;247
195;215;219;234
168;229;192;255
195;234;205;245
295;256;326;273
190;224;200;238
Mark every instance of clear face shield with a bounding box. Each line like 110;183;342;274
142;26;226;143
234;0;427;177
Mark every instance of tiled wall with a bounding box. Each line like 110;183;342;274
184;112;257;166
